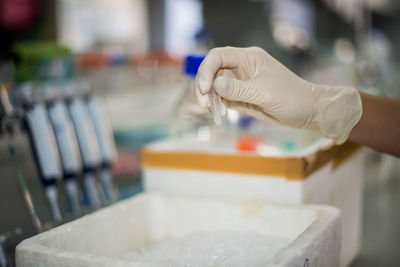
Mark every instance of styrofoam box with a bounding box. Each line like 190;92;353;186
143;137;364;267
16;193;341;267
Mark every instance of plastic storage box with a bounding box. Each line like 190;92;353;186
142;136;364;267
16;193;341;267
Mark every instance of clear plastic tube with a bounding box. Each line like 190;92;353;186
209;89;222;126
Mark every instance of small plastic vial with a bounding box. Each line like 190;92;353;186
209;88;222;125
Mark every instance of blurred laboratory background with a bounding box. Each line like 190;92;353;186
0;0;400;266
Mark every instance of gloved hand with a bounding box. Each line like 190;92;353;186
195;46;362;144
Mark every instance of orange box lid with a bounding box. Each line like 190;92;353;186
142;141;360;181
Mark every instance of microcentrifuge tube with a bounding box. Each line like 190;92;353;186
210;89;222;126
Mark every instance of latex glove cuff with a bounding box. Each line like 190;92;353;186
306;83;362;145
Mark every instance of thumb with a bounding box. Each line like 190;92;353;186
214;76;252;103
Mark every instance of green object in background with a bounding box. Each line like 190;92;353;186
13;42;73;83
281;140;296;152
114;123;171;149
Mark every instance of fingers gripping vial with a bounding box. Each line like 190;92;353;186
185;54;224;126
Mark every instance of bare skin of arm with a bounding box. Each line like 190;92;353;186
348;92;400;157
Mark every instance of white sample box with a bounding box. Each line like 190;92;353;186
142;136;364;267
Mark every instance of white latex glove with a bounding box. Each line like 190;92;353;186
195;46;362;144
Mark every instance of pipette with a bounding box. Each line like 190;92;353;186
24;102;63;223
85;93;118;203
67;95;103;209
20;83;63;223
45;84;82;217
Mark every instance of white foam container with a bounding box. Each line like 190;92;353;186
16;193;341;267
142;136;364;267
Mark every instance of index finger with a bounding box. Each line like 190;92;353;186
195;47;239;95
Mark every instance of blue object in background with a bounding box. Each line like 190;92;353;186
184;54;206;77
238;116;256;130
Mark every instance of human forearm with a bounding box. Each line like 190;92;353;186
349;92;400;157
